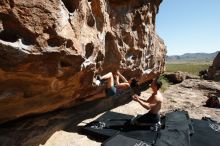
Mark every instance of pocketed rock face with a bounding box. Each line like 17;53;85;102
208;52;220;80
0;0;166;124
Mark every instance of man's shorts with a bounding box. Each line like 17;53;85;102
105;86;117;97
136;112;160;124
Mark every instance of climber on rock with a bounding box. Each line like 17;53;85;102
87;70;139;100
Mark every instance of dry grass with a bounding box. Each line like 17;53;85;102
165;61;211;75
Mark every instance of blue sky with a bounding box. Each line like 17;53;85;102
156;0;220;55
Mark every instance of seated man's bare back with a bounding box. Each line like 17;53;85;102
132;78;163;124
146;91;163;114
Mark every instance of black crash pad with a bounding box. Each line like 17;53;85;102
102;134;155;146
122;130;158;144
81;111;134;139
191;119;220;146
165;111;194;135
81;111;159;142
82;110;220;146
155;111;192;146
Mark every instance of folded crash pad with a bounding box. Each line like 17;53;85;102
191;119;220;146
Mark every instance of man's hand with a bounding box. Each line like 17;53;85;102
114;73;119;78
116;70;120;75
132;94;139;102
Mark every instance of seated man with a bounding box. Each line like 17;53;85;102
132;78;163;125
89;70;138;100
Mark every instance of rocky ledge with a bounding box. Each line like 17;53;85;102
0;0;166;124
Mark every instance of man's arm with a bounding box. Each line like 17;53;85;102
117;71;128;83
133;95;159;110
137;99;157;110
115;71;130;89
138;96;151;102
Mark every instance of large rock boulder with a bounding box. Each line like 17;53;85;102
164;71;186;84
0;0;166;124
208;52;220;80
164;71;200;84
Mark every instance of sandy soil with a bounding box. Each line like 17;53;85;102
42;79;220;146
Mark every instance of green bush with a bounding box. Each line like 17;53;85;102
158;75;170;92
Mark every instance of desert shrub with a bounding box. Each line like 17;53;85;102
158;75;170;92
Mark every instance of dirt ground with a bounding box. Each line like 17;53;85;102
42;79;220;146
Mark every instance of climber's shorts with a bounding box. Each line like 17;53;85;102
105;86;117;97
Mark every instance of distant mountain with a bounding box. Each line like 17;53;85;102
167;51;219;62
